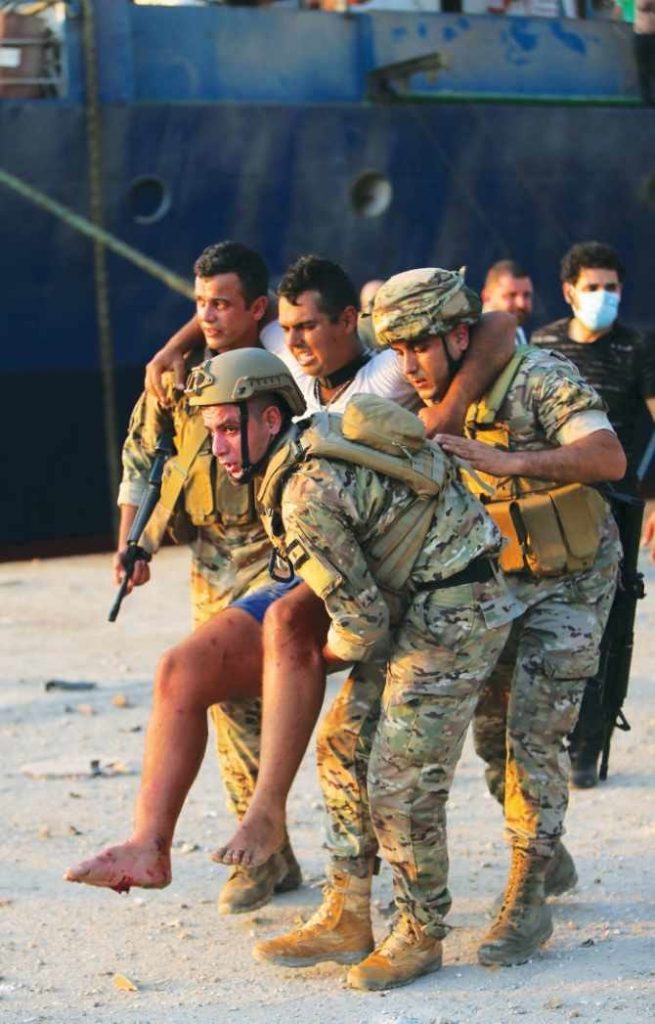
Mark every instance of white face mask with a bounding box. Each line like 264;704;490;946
572;288;620;332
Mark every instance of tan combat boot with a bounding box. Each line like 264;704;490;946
217;840;302;915
253;866;374;967
478;849;553;966
347;913;442;991
488;840;578;916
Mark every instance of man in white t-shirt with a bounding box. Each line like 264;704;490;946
146;255;513;423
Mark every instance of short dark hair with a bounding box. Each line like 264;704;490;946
484;259;531;288
277;255;358;321
560;242;625;285
249;392;294;430
193;241;269;306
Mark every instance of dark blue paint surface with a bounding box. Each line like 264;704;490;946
0;1;652;545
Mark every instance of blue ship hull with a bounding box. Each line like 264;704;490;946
1;4;653;550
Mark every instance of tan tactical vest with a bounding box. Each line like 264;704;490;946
258;395;452;598
465;348;607;576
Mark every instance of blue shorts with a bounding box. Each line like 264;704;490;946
231;577;301;625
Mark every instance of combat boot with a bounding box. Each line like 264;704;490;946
544;841;578;897
478;849;553;966
253;866;374;967
347;913;442;991
488;840;578;916
568;683;605;789
217;840;302;915
569;748;600;789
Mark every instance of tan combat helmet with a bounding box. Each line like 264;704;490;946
186;348;306;417
372;267;482;348
186;349;306;483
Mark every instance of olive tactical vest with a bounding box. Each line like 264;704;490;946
465;348;608;576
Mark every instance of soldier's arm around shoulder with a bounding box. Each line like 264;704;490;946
145;315;205;404
422;311;516;436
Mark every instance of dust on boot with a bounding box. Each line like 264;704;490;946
218;839;302;915
478;848;553;966
347;913;442;992
488;840;578;916
252;865;374;967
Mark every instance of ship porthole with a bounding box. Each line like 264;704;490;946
127;175;171;225
640;172;655;208
350;171;392;218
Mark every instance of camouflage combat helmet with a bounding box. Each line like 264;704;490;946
186;348;306;417
372;268;482;348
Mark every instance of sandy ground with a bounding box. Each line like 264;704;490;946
1;546;654;1024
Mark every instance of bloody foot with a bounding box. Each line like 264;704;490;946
64;838;171;893
211;806;286;868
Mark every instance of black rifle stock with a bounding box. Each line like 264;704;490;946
108;433;175;622
596;491;646;780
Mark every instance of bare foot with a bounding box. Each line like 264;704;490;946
64;838;171;893
211;807;286;869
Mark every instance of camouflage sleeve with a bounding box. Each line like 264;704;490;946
528;353;608;445
280;463;390;662
117;383;175;508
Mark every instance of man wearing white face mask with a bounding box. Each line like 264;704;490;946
531;241;655;788
532;242;655;510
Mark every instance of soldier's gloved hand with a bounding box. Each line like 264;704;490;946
112;549;151;592
144;347;187;406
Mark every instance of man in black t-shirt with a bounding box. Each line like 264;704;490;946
531;241;655;788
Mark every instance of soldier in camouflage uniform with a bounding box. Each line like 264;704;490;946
65;242;302;910
190;347;522;991
372;268;625;967
66;254;515;919
212;257;514;874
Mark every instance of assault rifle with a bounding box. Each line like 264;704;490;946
108;433;175;622
596;490;646;780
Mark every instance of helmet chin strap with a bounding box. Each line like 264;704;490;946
238;400;253;481
236;400;282;484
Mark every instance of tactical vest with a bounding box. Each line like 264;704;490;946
258;395;452;602
465;348;608;576
141;407;257;555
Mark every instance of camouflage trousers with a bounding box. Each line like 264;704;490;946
317;575;517;938
191;567;261;821
472;526;620;857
